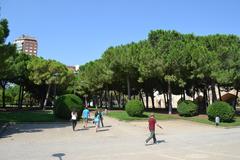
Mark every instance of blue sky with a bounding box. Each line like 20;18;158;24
1;0;240;66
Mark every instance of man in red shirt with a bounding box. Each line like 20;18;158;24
145;113;163;144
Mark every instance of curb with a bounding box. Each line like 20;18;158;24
0;123;10;135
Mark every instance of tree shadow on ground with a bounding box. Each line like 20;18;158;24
52;153;65;160
0;122;71;139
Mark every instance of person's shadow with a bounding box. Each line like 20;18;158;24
145;140;166;146
52;153;65;160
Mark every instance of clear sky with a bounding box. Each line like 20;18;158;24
1;0;240;66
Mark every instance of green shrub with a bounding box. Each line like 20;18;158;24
177;98;185;106
207;101;235;122
125;99;144;117
54;94;84;120
177;100;198;117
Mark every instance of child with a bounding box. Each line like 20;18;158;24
99;108;104;127
94;110;100;132
215;116;220;126
145;113;163;144
82;106;90;128
71;109;78;131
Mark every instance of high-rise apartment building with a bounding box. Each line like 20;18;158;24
13;35;38;56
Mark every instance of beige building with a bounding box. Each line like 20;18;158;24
144;89;239;109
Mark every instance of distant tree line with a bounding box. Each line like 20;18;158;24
0;19;74;109
76;30;240;114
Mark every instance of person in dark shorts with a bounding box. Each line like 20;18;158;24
145;113;163;144
71;109;78;131
99;108;104;127
94;110;100;132
82;106;90;128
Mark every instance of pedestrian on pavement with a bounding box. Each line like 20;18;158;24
71;109;78;131
99;108;104;127
82;106;90;128
145;113;163;145
94;110;100;132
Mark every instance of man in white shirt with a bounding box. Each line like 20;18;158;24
71;109;78;131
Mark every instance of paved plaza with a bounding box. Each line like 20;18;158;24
1;116;240;160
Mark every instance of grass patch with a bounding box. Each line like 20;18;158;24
0;110;61;123
108;111;179;121
181;115;240;127
108;110;240;127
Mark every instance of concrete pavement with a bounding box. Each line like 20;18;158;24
0;116;240;160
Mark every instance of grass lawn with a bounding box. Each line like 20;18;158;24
108;110;240;127
0;110;60;123
108;111;179;121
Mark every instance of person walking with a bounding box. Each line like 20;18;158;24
71;109;78;131
145;113;163;144
94;110;100;132
82;106;90;128
99;108;104;127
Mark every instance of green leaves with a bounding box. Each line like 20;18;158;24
27;57;71;86
77;29;240;101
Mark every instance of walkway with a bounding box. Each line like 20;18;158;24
0;115;240;160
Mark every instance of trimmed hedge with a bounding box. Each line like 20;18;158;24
207;101;235;122
54;94;84;120
125;99;144;117
177;100;198;117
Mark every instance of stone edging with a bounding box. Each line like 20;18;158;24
0;123;10;135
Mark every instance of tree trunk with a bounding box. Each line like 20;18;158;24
211;82;217;103
106;87;110;108
92;95;96;107
110;92;113;108
100;95;103;108
1;84;6;108
40;96;45;109
119;93;121;108
203;87;208;109
145;92;149;109
218;84;222;101
168;81;172;114
139;91;145;108
163;93;167;109
114;91;120;108
18;84;22;108
234;89;239;110
192;87;195;100
99;91;103;108
207;87;210;105
150;91;155;109
122;92;125;109
127;75;131;100
104;89;107;108
30;95;33;107
20;86;24;107
44;84;51;108
183;89;186;100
